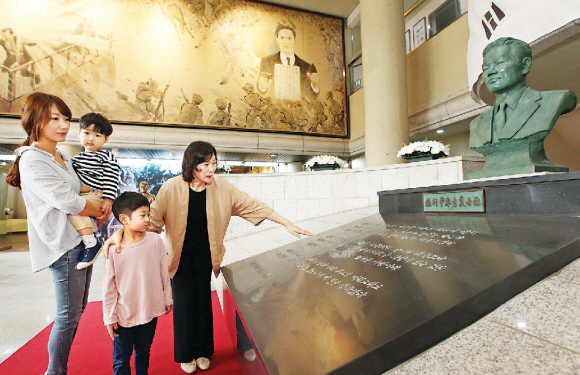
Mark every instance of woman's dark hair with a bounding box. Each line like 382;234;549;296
182;141;217;183
79;112;113;136
6;92;72;188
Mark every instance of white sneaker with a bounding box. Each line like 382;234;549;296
244;349;257;362
196;357;210;371
181;360;197;373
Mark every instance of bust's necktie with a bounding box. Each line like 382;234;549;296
493;102;507;142
287;57;291;66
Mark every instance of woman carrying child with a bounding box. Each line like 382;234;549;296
6;92;107;375
105;141;311;373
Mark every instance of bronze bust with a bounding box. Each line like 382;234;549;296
469;37;577;179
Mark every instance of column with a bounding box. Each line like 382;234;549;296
360;0;409;167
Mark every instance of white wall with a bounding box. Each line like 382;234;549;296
351;154;366;169
221;156;483;240
446;132;484;158
278;162;303;173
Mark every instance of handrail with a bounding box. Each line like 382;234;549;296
404;0;427;18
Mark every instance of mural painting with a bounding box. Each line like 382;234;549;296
0;0;346;136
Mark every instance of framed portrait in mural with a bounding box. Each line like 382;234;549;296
0;0;347;137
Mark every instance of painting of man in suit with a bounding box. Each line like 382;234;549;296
257;25;320;101
469;37;577;178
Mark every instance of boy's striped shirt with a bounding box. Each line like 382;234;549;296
72;149;121;201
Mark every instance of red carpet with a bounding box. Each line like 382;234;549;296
0;292;242;374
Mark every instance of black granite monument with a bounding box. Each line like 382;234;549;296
222;172;580;375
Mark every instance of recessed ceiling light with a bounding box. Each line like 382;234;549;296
270;154;276;157
436;130;444;134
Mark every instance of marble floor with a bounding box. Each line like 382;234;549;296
1;205;580;374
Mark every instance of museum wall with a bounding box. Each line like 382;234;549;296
444;132;483;158
404;0;468;42
345;13;472;162
349;88;365;138
545;108;580;172
406;13;469;116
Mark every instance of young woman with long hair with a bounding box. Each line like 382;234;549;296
7;92;106;375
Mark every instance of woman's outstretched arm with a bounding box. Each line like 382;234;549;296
266;211;312;237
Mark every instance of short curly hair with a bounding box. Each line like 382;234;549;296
182;141;217;183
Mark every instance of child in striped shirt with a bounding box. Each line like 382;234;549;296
70;113;121;269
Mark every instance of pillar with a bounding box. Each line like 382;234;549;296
360;0;409;166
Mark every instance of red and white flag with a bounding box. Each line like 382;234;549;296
467;1;580;101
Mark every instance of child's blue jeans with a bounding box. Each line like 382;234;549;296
112;318;158;375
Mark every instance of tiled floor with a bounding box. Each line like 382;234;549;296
2;205;580;374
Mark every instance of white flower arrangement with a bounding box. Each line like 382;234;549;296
304;155;347;171
397;140;450;159
216;161;231;174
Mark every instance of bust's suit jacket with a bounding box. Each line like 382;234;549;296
257;52;318;100
470;88;577;148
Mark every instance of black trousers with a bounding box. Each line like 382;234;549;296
172;265;214;363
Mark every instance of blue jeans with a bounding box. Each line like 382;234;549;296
112;318;158;375
47;242;92;375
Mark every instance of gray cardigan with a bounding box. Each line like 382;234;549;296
17;146;87;272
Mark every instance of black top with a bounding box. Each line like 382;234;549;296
180;188;211;269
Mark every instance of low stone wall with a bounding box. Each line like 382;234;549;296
222;156;484;240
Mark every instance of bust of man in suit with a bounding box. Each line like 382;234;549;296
257;24;320;101
469;37;577;178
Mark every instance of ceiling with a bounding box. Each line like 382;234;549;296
261;0;359;18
